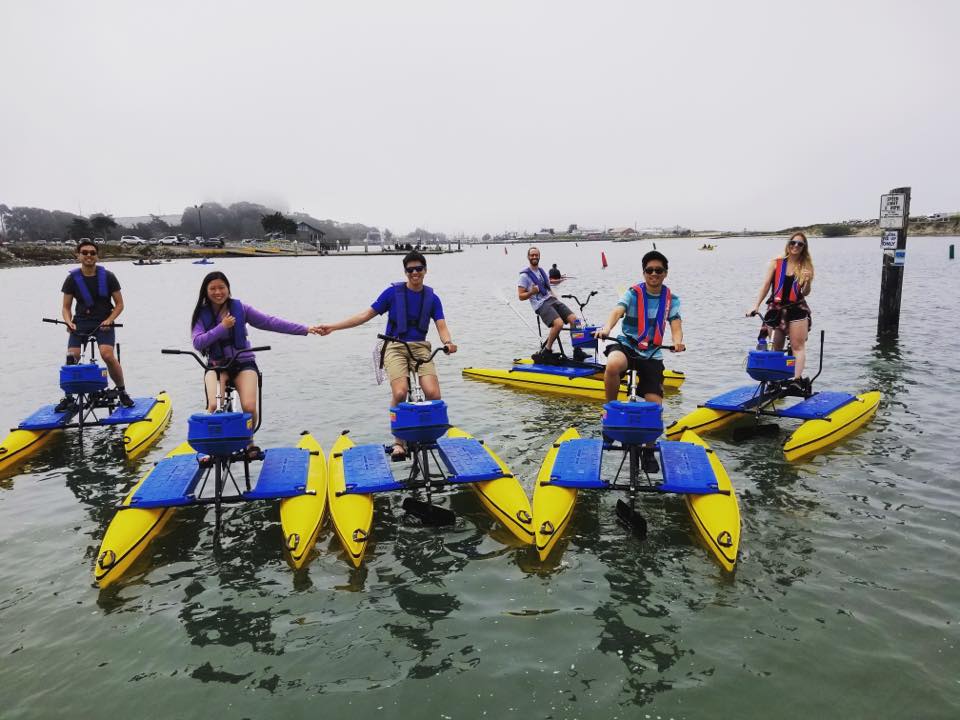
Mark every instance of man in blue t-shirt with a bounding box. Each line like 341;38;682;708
318;250;458;459
594;251;685;472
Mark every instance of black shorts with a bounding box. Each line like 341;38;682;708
208;361;259;385
604;343;665;397
763;306;810;325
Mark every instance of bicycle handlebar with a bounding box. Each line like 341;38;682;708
377;334;450;370
43;317;124;329
161;345;271;371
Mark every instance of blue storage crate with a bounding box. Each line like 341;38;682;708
746;350;795;382
602;401;663;445
188;412;253;456
570;325;599;348
390;400;449;443
59;363;108;394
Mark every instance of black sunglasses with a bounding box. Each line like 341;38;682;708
788;240;806;248
644;266;665;275
79;250;98;256
405;265;425;273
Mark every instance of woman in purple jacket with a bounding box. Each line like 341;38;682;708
191;272;320;425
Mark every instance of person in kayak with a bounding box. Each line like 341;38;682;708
746;232;814;392
56;239;133;412
548;263;562;280
318;250;458;460
518;247;579;363
594;250;685;473
191;271;321;432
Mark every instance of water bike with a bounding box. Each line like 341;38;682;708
533;348;740;571
665;316;881;462
463;290;685;400
327;335;534;567
94;346;326;588
0;319;171;476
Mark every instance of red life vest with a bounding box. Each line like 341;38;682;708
772;257;800;305
628;283;671;350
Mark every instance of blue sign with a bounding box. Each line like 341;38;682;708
893;249;906;266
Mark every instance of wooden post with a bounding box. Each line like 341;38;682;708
877;186;911;338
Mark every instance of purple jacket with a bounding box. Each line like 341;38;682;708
192;301;307;365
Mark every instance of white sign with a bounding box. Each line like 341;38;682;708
879;193;906;229
881;231;898;249
893;249;906;266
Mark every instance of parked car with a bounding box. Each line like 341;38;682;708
121;235;144;245
202;237;225;248
158;236;179;246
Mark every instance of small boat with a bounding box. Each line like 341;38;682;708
192;259;214;265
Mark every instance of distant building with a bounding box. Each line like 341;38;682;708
296;221;327;248
608;227;638;237
365;230;382;245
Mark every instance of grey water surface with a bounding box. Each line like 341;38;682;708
1;237;958;719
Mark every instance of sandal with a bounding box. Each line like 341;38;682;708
245;444;264;462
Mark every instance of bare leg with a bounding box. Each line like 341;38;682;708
203;370;229;412
604;351;628;402
389;376;411;456
420;375;441;400
234;369;260;426
99;345;126;387
770;328;787;351
788;320;809;378
544;317;564;351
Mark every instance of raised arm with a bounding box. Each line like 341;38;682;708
318;307;377;336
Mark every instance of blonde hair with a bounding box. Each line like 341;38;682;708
784;232;814;285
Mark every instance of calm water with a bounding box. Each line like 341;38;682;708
1;237;958;719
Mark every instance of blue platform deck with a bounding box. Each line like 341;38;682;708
549;438;606;489
130;454;204;508
342;444;405;494
510;364;599;379
704;385;769;412
99;397;158;426
657;441;721;494
436;437;503;483
775;391;856;420
17;404;78;430
244;447;310;500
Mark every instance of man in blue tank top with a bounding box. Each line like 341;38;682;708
56;240;134;411
319;250;458;459
517;246;579;363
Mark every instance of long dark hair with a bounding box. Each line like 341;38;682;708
190;271;232;329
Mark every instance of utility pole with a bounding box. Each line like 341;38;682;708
194;204;205;243
877;186;911;338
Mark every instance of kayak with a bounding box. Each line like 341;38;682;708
327;432;373;568
463;358;685;401
279;432;328;569
531;427;739;571
95;432;327;587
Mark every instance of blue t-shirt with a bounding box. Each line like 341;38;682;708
616;287;681;360
371;285;445;341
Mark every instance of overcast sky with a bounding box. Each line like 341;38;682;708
2;0;958;234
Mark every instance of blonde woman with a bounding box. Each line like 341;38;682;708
747;232;815;387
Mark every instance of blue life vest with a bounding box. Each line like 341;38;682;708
623;283;671;350
521;267;550;296
69;266;109;314
199;299;249;361
387;282;435;337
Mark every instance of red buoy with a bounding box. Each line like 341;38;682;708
601;251;608;268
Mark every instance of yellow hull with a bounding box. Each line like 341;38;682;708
0;428;57;475
664;406;741;440
463;364;684;402
680;430;740;572
447;427;534;545
532;428;581;560
123;392;173;460
94;441;195;588
279;433;327;569
327;433;373;568
783;391;881;462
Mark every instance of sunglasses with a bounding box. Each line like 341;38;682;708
404;265;425;274
79;250;98;256
788;240;806;248
643;266;666;275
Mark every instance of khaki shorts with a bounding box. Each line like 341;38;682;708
382;341;438;383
